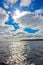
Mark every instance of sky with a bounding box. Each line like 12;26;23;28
0;0;43;39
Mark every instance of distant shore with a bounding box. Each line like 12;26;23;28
20;39;43;41
0;39;43;41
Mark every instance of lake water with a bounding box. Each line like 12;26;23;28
0;41;43;65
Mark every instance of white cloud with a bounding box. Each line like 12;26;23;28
4;3;9;9
0;7;43;39
0;7;9;26
0;25;14;40
13;9;43;29
0;7;14;39
17;14;43;29
6;0;17;3
20;0;32;6
4;0;17;4
35;9;43;15
13;9;31;21
0;25;14;33
12;9;43;39
4;0;17;9
0;7;14;32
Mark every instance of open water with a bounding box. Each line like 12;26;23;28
0;41;43;65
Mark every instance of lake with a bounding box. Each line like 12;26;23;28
0;41;43;65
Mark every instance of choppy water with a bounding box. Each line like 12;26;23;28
0;41;43;65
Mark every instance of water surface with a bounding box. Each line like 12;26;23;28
0;41;43;65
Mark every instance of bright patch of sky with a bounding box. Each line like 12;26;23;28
0;0;43;39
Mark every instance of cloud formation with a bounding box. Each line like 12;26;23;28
6;0;17;3
12;9;43;39
0;7;14;39
0;7;9;26
13;9;30;21
0;0;43;39
4;0;17;9
20;0;32;6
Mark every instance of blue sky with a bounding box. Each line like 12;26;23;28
0;0;43;39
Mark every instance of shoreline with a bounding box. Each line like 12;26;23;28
20;39;43;41
0;39;43;42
